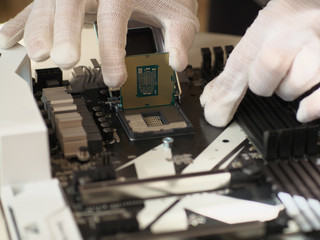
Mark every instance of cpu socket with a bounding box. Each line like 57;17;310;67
117;23;194;140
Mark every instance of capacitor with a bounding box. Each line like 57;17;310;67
97;117;109;124
92;106;102;112
94;111;105;124
99;89;108;101
100;121;112;129
95;111;105;119
77;146;90;162
102;127;114;143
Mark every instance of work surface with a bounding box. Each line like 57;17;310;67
0;29;241;240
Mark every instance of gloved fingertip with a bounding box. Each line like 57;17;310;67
169;48;188;72
204;106;231;128
0;33;16;49
296;104;310;123
249;81;275;97
29;50;50;62
102;68;127;88
51;43;80;70
248;66;274;97
200;81;215;107
199;93;207;107
27;41;51;62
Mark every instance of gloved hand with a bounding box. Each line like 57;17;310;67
0;0;199;87
200;0;320;127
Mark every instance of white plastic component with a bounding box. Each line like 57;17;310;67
116;144;176;179
137;196;179;230
184;193;282;225
182;122;247;174
116;122;246;180
150;193;282;234
0;44;51;189
1;179;82;240
0;209;9;240
218;147;244;170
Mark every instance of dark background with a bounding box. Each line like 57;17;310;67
209;0;262;35
1;0;263;36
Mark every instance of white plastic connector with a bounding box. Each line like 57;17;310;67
1;179;82;240
0;44;51;189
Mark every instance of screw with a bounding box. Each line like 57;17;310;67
162;137;174;149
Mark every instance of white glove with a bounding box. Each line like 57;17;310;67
200;0;320;127
0;0;199;88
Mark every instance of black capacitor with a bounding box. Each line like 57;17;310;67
100;121;112;129
104;112;112;119
94;112;105;124
92;106;103;112
86;99;98;110
97;117;109;124
99;89;108;101
102;127;114;142
77;146;90;163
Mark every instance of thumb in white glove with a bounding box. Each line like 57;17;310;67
0;0;199;88
200;0;320;127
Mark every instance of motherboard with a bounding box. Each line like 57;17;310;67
31;39;320;239
1;21;316;240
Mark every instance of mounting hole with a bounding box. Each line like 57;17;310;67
222;139;230;143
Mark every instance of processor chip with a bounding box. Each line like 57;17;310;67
137;65;159;97
121;53;175;109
